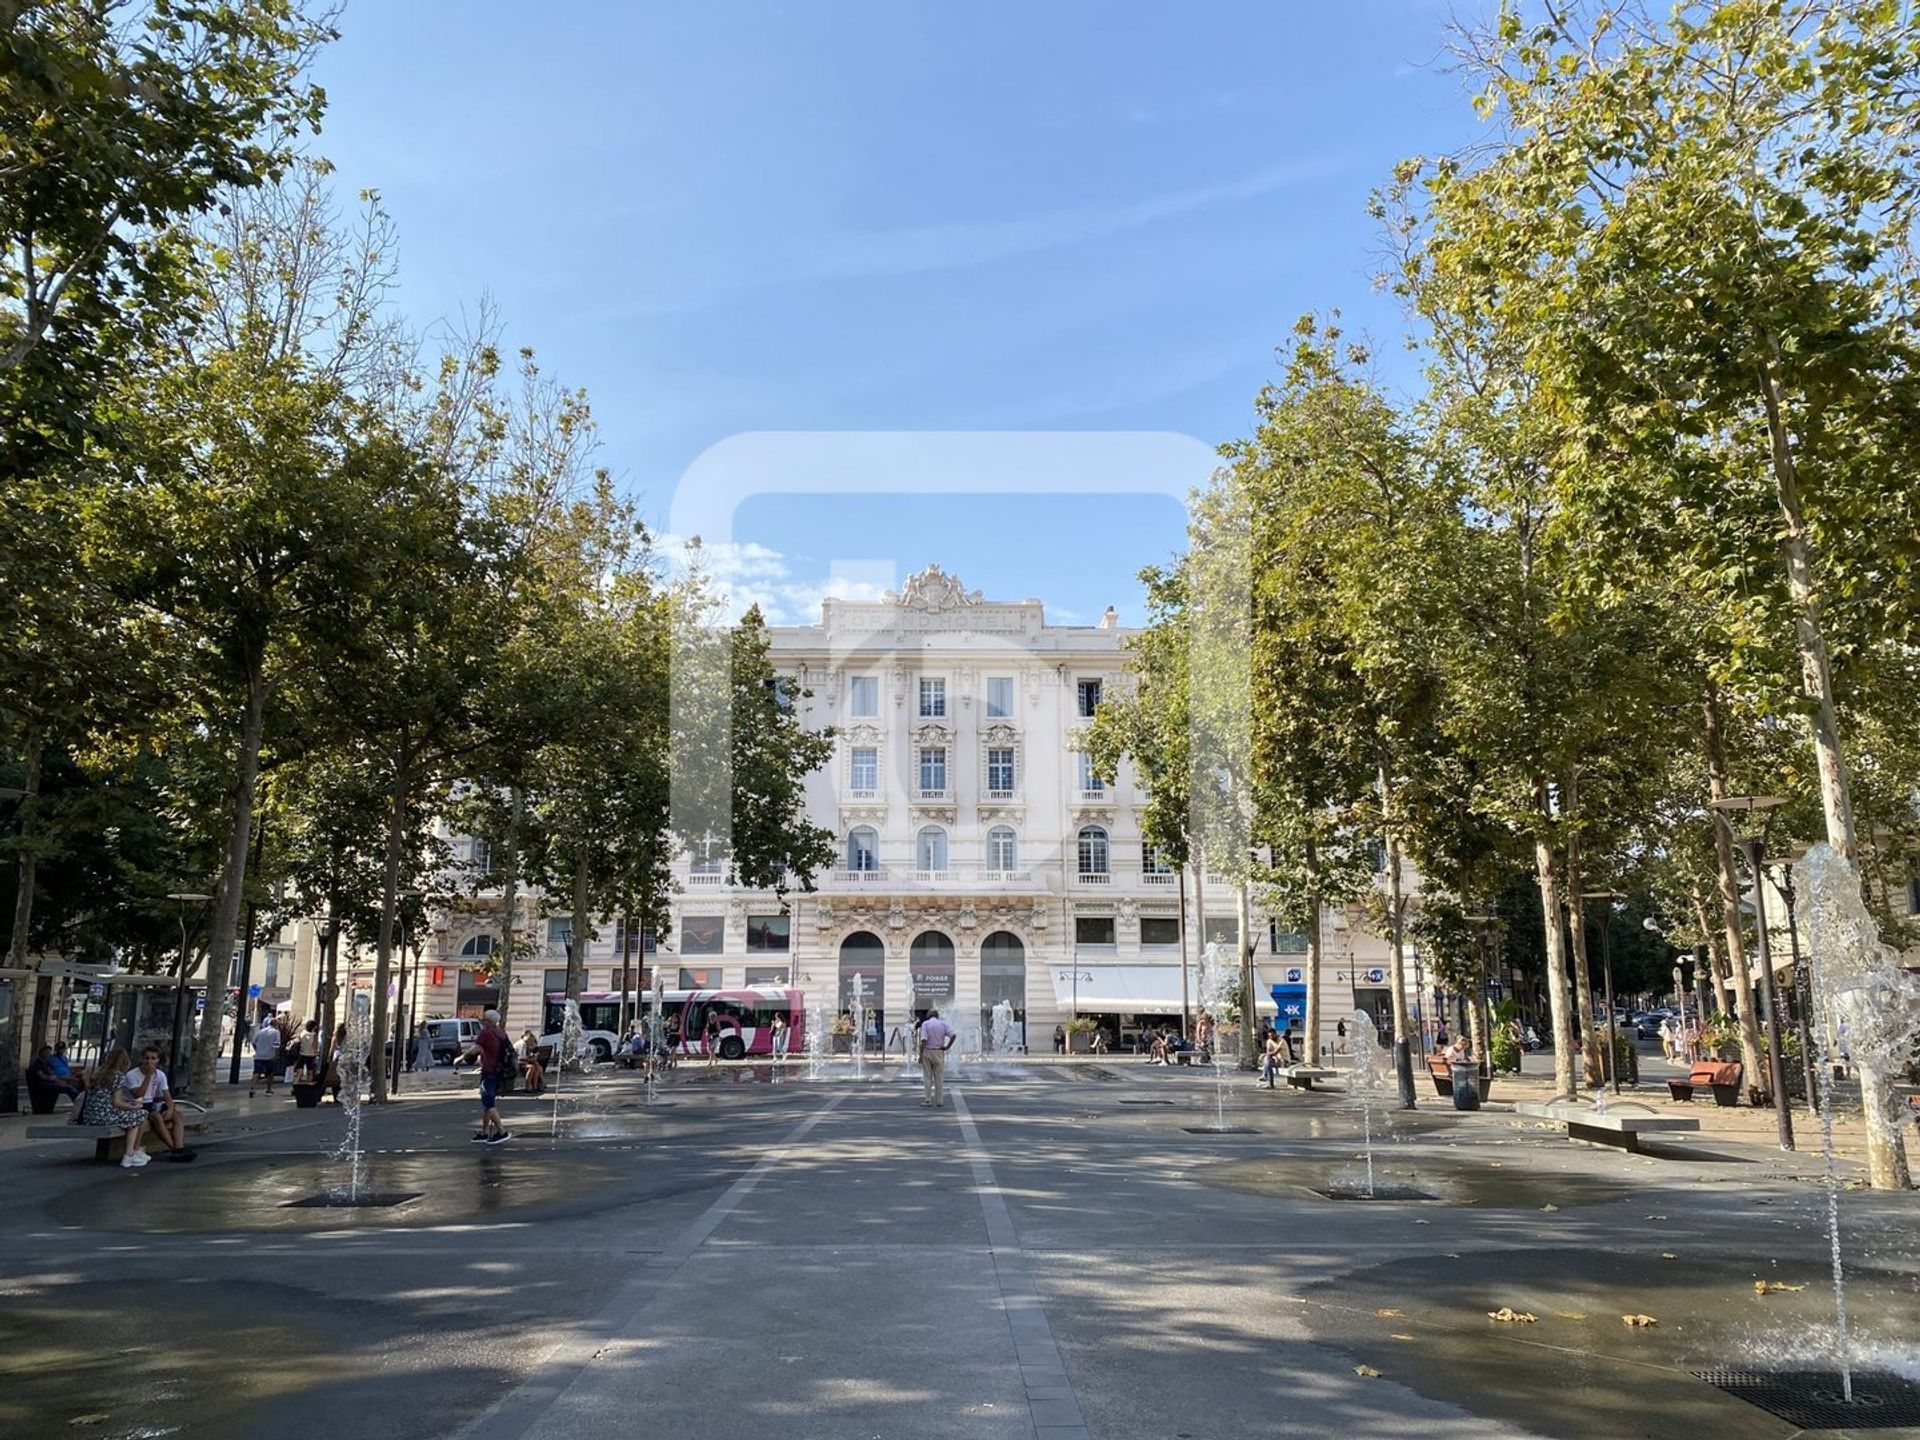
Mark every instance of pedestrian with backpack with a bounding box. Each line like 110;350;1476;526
460;1010;514;1145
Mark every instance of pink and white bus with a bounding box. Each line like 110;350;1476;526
543;986;804;1060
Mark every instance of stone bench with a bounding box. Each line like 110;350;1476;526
1279;1065;1338;1091
26;1105;212;1163
1515;1101;1699;1154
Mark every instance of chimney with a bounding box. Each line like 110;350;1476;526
1099;605;1117;630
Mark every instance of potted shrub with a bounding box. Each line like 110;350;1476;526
831;1015;853;1054
1064;1017;1098;1054
290;1077;324;1108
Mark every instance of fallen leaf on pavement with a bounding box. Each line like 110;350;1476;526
1376;1307;1405;1318
1644;1214;1667;1220
1556;1311;1587;1320
1390;1333;1417;1340
1541;1203;1560;1212
1488;1307;1537;1323
67;1418;109;1429
1355;1365;1383;1378
1623;1314;1659;1327
1754;1280;1808;1296
1661;1252;1677;1260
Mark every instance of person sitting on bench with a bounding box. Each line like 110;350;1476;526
77;1049;152;1168
519;1029;547;1094
121;1047;195;1163
26;1045;82;1104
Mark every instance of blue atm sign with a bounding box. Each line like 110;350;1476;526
1270;984;1307;1023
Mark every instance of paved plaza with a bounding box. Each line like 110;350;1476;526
4;1056;1919;1440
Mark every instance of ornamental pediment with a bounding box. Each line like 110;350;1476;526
911;720;954;747
844;722;886;746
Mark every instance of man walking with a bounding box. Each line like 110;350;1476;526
249;1017;282;1098
918;1007;956;1109
459;1009;514;1145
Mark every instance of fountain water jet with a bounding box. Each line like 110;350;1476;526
1195;942;1242;1132
1347;1009;1395;1199
989;998;1017;1055
1797;844;1920;1400
330;1003;375;1201
849;974;868;1080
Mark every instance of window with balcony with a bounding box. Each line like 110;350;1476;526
850;675;879;716
690;834;724;879
986;747;1016;795
918;746;947;794
1142;844;1172;874
1076;751;1105;795
916;826;949;872
1077;825;1110;875
681;916;725;954
986;825;1018;872
746;914;790;952
1202;916;1238;949
1076;678;1102;717
847;826;879;872
919;677;946;717
986;676;1014;717
849;746;878;792
1075;915;1116;949
547;917;573;951
1140;917;1181;946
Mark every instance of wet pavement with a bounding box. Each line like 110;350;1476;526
1;1058;1917;1439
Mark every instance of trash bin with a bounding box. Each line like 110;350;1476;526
1450;1061;1481;1111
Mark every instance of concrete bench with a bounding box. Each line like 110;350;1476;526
1515;1101;1699;1154
1280;1065;1338;1091
25;1107;211;1163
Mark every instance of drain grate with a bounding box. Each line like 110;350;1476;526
1311;1184;1436;1201
1119;1099;1175;1106
282;1191;422;1209
1182;1125;1258;1134
1695;1369;1920;1430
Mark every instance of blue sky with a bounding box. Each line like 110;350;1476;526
311;2;1482;624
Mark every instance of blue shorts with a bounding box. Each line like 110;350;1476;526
252;1057;279;1079
479;1075;500;1112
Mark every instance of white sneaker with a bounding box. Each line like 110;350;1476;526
121;1150;150;1168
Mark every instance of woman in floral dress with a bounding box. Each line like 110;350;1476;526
77;1048;150;1167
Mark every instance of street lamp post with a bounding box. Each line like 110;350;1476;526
389;890;423;1097
165;892;212;1092
1769;859;1821;1116
1586;891;1625;1094
1709;794;1794;1151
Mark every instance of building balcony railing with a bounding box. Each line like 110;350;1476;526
686;872;727;887
844;788;879;801
1075;788;1110;803
1075;871;1112;885
833;867;890;884
1141;871;1176;886
914;788;950;802
984;788;1018;802
820;864;1038;890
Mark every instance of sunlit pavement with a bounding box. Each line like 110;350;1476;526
3;1059;1917;1439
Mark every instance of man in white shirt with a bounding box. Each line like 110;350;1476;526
249;1020;283;1097
917;1009;956;1109
122;1046;194;1160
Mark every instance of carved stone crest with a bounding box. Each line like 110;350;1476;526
958;900;977;931
885;563;983;612
1029;901;1048;931
887;902;908;930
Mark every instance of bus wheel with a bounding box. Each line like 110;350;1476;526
720;1036;745;1061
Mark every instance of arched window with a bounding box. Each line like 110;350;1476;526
986;825;1017;872
909;931;955;1015
916;825;948;872
847;826;879;871
1077;825;1109;875
980;930;1027;1037
838;931;886;1021
459;933;497;958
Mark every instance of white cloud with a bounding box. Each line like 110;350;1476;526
653;534;892;625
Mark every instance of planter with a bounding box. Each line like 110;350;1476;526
290;1081;324;1109
1067;1032;1092;1054
832;1035;852;1054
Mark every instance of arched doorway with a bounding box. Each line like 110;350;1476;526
839;931;885;1052
979;931;1026;1050
909;931;955;1024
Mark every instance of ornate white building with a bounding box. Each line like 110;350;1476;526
307;567;1416;1058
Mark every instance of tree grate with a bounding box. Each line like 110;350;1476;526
1694;1369;1920;1430
1119;1099;1175;1106
1182;1125;1259;1134
1312;1184;1436;1202
282;1191;422;1209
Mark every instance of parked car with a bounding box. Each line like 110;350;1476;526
424;1017;482;1064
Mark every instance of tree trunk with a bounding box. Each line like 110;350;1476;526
190;661;268;1095
1688;887;1732;1016
1378;754;1416;1110
367;741;411;1101
1303;841;1322;1067
568;849;590;1001
1757;348;1904;1190
1703;684;1769;1092
319;917;341;1052
1236;879;1256;1069
1532;774;1578;1099
496;785;523;1026
1563;809;1600;1086
2;723;45;1109
1177;862;1191;1037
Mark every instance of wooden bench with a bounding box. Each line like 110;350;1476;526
1515;1101;1700;1154
1280;1065;1338;1091
1428;1054;1455;1096
1667;1062;1742;1106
